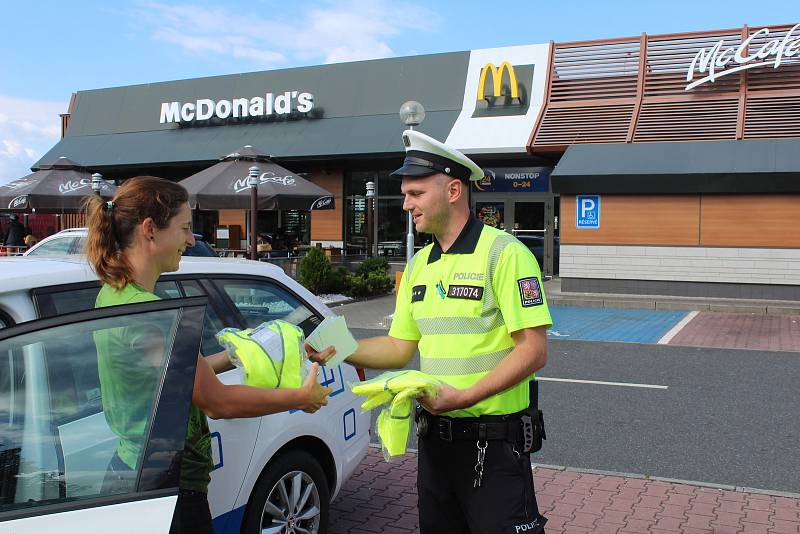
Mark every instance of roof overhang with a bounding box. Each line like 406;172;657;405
551;139;800;194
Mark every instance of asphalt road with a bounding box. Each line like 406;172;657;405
350;328;800;493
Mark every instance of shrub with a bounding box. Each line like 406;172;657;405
347;269;393;298
298;246;331;294
324;265;350;294
356;256;389;278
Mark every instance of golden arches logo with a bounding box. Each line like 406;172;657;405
476;61;519;101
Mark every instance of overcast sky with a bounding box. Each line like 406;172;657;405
0;0;796;185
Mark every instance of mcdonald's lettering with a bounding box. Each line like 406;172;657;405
477;61;519;101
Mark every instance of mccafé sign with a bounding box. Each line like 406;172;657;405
160;91;315;124
686;24;800;90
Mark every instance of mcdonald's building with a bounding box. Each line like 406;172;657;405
35;22;800;299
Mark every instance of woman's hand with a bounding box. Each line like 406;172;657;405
299;363;332;413
305;343;336;365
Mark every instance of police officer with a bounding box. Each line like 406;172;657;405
309;130;551;534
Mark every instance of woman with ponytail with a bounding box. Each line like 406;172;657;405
85;176;331;534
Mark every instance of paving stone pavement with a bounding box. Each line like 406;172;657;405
668;312;800;352
330;447;800;533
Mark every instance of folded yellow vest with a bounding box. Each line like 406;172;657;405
216;320;306;389
351;370;443;458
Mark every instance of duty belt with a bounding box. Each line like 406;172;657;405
417;410;522;442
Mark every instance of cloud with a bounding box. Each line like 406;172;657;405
137;0;440;68
0;95;66;187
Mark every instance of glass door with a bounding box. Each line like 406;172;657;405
476;201;506;230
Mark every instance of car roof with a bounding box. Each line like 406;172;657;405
0;256;289;294
45;228;206;239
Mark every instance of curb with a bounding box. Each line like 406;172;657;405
324;292;395;309
531;462;800;498
547;294;800;316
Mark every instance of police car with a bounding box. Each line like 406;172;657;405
0;256;370;533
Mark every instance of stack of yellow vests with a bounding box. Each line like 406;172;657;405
351;370;443;458
217;320;306;389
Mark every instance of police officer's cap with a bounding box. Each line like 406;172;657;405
390;130;484;183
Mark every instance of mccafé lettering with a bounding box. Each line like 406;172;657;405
232;173;296;193
160;91;315;124
686;24;800;90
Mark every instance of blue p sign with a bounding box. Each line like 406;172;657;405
576;195;600;229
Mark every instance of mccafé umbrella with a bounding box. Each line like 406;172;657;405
181;145;335;211
0;156;116;211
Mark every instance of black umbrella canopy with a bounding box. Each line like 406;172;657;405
0;156;116;211
181;145;335;211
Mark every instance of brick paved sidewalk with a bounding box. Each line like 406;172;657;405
330;447;800;534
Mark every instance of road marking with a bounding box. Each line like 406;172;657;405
657;310;698;345
536;377;669;390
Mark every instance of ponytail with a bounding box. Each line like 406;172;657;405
84;194;132;289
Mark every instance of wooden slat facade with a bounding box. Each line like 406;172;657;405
700;195;800;248
561;194;800;248
532;23;800;150
560;195;700;245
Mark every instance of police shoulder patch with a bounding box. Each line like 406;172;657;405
517;277;543;307
411;285;426;303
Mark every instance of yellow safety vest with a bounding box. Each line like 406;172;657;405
352;370;443;457
217;320;305;389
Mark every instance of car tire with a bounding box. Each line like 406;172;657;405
241;450;330;534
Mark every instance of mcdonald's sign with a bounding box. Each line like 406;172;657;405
472;61;533;118
477;61;520;101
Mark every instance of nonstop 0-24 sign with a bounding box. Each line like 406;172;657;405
473;167;551;193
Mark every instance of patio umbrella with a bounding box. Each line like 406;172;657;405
180;145;335;210
0;156;116;211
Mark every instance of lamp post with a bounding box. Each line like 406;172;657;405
399;100;425;261
365;181;375;257
91;173;103;196
248;166;260;260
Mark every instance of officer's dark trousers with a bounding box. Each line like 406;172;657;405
418;429;547;534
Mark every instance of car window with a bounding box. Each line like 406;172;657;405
0;310;12;329
37;281;180;318
42;285;101;315
180;280;226;356
0;308;180;512
72;236;88;254
183;240;216;257
215;279;321;336
27;237;76;256
154;281;181;300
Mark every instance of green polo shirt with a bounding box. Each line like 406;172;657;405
389;218;552;417
95;282;212;493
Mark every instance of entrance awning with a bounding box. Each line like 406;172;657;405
33;111;460;171
551;139;800;194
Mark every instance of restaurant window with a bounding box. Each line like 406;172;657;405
344;169;426;256
280;210;309;245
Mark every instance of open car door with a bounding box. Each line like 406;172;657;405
0;297;206;533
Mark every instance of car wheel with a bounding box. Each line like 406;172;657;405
241;450;330;534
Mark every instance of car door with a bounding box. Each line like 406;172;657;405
0;297;206;533
29;277;262;527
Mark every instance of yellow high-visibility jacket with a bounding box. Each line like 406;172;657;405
352;370;442;458
217;320;305;389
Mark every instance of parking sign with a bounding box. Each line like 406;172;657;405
576;195;600;229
